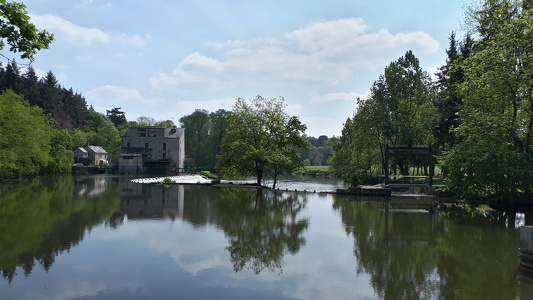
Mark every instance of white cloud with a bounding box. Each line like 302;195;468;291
87;85;163;110
29;14;149;47
151;18;439;93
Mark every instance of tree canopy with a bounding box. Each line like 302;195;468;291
330;51;436;184
217;96;309;188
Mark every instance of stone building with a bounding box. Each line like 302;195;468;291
119;126;185;173
73;146;109;165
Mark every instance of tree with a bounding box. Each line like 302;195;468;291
207;109;232;169
441;0;533;198
179;109;210;171
0;90;54;177
217;96;309;188
331;51;437;183
0;0;54;61
106;107;127;126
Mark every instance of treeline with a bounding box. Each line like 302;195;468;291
331;0;533;200
0;62;335;177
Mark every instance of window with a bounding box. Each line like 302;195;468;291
127;142;131;147
137;133;146;137
147;133;157;137
163;153;166;159
145;143;149;148
163;143;166;150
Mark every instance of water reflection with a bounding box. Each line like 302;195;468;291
214;188;308;274
118;180;309;274
333;195;522;299
0;176;120;283
1;175;530;299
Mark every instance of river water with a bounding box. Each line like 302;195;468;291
0;175;531;299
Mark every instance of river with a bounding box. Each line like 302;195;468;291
0;175;531;299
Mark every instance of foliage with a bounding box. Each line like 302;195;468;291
331;51;437;184
217;96;309;188
299;135;336;166
105;107;127;126
441;141;533;199
179;109;210;171
179;109;232;171
439;0;533;199
0;64;88;131
0;90;55;177
0;0;54;61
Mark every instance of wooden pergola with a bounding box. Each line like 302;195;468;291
383;144;434;191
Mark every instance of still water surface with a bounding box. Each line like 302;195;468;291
0;175;530;299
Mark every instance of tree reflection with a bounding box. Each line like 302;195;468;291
0;176;120;282
333;196;521;299
213;188;308;274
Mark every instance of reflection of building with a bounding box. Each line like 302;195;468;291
119;126;185;174
73;177;108;198
74;146;109;165
119;180;184;220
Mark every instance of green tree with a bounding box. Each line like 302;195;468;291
0;90;54;177
94;119;120;163
207;109;232;170
331;51;437;183
179;109;210;171
0;0;54;61
217;96;309;188
442;0;533;199
40;129;73;174
105;107;127;127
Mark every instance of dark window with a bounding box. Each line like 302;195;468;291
148;133;157;137
145;143;149;148
163;143;166;150
137;133;146;137
127;142;131;147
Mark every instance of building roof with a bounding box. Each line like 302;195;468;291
75;147;88;153
85;146;108;154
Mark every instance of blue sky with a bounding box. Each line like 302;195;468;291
23;0;468;137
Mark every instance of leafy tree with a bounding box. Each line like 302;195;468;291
0;90;54;177
106;107;127;126
217;96;309;188
207;109;232;169
179;109;210;171
41;129;73;174
154;119;175;127
94;119;120;163
441;0;533;199
136;116;156;126
0;0;54;61
331;51;437;183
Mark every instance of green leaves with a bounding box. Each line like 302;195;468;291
0;0;54;61
217;95;309;187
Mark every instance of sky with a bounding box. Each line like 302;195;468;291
20;0;469;138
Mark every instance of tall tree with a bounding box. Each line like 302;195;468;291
331;51;437;183
217;96;309;188
106;107;127;126
179;109;210;171
442;0;533;199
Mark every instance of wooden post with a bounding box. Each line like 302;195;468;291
384;141;389;185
